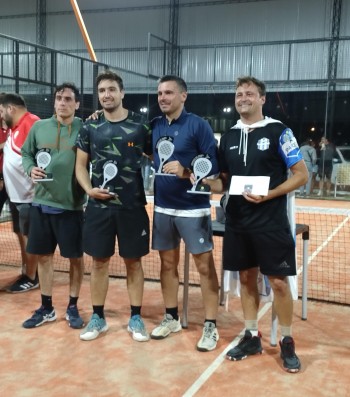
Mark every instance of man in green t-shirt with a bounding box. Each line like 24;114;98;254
21;83;85;330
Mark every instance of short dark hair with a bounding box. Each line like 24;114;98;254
54;82;80;101
96;70;124;91
236;76;266;97
0;92;27;108
158;75;187;92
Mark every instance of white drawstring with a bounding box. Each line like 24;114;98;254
238;126;249;166
232;117;283;166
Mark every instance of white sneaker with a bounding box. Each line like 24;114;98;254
127;314;150;342
151;314;182;340
80;313;108;341
196;321;219;352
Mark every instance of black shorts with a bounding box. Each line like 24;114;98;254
14;203;31;235
318;161;332;180
9;201;20;234
27;206;83;258
223;226;296;276
0;188;20;233
0;186;8;215
83;205;150;259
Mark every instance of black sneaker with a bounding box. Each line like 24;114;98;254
226;330;263;361
23;306;57;328
279;336;301;373
6;274;39;293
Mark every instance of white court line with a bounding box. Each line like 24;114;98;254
306;214;350;263
182;302;272;397
297;213;350;279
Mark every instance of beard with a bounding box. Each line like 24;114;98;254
4;115;13;128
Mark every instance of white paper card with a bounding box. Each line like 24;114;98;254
229;175;270;196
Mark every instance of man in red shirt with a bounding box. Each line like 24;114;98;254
0;114;10;211
0;93;40;292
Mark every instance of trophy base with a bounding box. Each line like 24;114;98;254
34;178;53;183
187;190;211;195
155;173;177;177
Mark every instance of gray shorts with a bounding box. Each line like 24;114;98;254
152;211;213;254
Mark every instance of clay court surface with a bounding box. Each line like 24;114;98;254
0;197;349;396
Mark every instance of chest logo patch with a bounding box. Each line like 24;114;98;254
257;138;270;151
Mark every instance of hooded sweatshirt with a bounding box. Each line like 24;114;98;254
21;116;85;210
219;117;302;232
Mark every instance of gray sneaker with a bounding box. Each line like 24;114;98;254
151;314;182;340
66;305;84;329
196;321;219;352
127;314;149;342
80;313;108;341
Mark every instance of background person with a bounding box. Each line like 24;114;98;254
0;115;28;283
0;93;39;293
0;115;10;214
204;76;308;372
317;136;335;196
21;83;85;329
75;70;151;342
299;139;317;197
150;75;220;352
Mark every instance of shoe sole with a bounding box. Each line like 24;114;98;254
80;325;109;341
283;366;300;373
6;284;39;294
226;350;263;361
197;344;217;352
150;327;181;340
127;326;150;342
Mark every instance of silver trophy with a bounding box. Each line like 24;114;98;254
100;162;118;195
155;138;176;177
35;149;53;182
187;156;212;195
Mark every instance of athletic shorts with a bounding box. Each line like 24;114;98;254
223;225;296;276
152;212;213;255
0;187;8;214
26;206;83;258
318;161;332;180
0;188;21;234
9;202;20;233
14;203;31;236
83;205;150;259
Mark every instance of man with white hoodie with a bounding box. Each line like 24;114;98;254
204;76;308;373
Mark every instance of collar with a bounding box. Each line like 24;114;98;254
231;116;282;130
11;111;30;131
164;108;188;125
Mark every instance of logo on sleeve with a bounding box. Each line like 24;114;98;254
281;128;298;156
